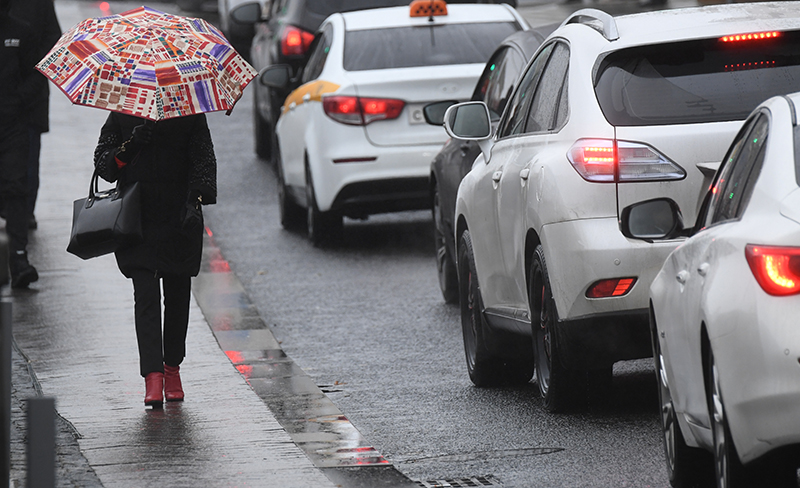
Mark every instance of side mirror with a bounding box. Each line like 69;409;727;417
259;64;292;90
443;101;494;162
620;198;684;241
230;1;262;25
423;100;457;126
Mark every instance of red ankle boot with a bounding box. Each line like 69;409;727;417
164;364;184;402
144;372;164;407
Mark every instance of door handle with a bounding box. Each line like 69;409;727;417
492;171;503;182
697;263;709;276
676;270;690;284
520;168;530;180
302;93;311;103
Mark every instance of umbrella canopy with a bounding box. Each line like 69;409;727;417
36;6;258;121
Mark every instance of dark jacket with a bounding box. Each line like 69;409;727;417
10;0;61;133
0;10;45;132
93;112;217;278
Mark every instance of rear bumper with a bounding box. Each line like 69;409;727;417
330;177;430;218
556;309;652;369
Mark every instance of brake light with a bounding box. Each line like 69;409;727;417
323;96;405;126
721;31;780;43
586;278;637;298
282;25;314;56
745;245;800;296
567;139;685;183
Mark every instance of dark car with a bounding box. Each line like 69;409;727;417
428;26;556;303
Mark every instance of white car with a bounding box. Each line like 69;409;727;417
443;3;800;411
258;0;527;244
623;93;800;487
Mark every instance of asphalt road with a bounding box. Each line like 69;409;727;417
194;0;676;483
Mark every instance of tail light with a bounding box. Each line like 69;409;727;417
586;278;637;298
745;245;800;296
567;139;685;183
323;96;405;126
281;25;314;56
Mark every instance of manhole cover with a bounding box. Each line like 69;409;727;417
416;476;500;487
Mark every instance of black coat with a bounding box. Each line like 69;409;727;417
0;10;45;132
94;112;217;278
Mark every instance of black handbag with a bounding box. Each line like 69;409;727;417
66;169;142;260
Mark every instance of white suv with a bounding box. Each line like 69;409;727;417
445;3;800;411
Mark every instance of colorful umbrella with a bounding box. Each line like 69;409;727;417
36;6;258;121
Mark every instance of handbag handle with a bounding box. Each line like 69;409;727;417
86;169;123;209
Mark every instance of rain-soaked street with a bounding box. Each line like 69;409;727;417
7;0;701;486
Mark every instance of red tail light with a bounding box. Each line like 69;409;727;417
281;25;315;56
323;96;405;126
745;245;800;296
567;139;685;183
720;31;780;43
586;278;637;298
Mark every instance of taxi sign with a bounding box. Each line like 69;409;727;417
410;0;447;17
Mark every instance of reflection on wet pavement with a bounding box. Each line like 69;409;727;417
194;229;397;470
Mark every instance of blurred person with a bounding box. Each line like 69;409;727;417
10;0;61;230
93;113;217;408
0;0;43;288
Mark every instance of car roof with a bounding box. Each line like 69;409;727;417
604;2;800;48
338;3;521;31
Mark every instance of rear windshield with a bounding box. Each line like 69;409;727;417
307;0;409;17
344;22;519;71
596;31;800;126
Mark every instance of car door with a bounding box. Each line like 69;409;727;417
469;43;554;311
277;25;333;191
664;113;769;424
495;41;569;310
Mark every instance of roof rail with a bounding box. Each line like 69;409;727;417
561;8;619;41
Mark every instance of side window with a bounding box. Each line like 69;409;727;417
707;114;768;225
497;43;554;139
554;69;569;129
301;26;332;84
479;48;524;122
524;42;569;134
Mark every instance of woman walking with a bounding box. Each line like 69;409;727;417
94;112;217;408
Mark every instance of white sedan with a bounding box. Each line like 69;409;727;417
258;0;526;244
623;93;800;487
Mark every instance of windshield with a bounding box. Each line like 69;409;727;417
344;22;519;71
596;31;800;126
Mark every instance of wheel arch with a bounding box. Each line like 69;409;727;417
523;228;543;295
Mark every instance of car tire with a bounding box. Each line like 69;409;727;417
433;183;458;304
706;350;796;488
305;163;342;246
276;145;304;230
457;230;533;387
652;313;713;488
530;245;587;412
254;105;272;161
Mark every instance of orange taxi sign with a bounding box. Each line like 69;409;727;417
410;0;447;17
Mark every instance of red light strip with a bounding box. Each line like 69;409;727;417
724;60;776;71
721;31;780;42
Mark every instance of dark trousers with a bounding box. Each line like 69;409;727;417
130;270;191;377
0;125;29;252
26;127;40;217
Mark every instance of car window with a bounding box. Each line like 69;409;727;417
343;22;519;71
497;42;554;138
555;70;569;129
472;46;525;122
524;42;569;133
302;25;332;83
707;114;768;225
595;31;800;126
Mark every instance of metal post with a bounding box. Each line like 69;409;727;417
1;300;10;488
26;398;54;488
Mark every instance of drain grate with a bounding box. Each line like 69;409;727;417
415;476;500;487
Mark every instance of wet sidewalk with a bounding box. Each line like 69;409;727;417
4;2;372;487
